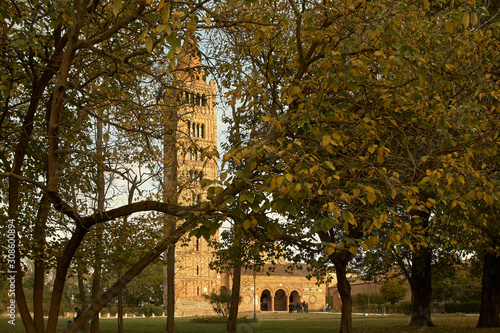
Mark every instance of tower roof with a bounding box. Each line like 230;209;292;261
177;35;205;83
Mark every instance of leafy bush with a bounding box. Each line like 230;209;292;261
202;290;240;318
386;300;412;315
352;304;380;314
380;277;408;305
443;301;480;314
141;303;163;317
432;262;482;303
353;293;385;306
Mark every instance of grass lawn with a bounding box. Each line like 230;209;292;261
2;313;500;332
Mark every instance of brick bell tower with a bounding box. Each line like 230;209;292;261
163;36;222;315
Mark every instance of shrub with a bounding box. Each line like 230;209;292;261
386;300;412;315
353;293;385;306
380;277;408;305
202;290;240;318
141;303;163;317
443;301;480;314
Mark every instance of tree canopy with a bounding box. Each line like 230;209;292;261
1;1;499;332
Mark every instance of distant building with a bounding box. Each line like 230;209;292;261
162;37;220;316
163;40;328;316
327;275;411;308
233;264;327;313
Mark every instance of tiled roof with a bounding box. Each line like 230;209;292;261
241;263;312;277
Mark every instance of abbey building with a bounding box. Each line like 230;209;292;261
163;40;327;316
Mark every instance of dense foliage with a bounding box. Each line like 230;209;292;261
1;1;499;332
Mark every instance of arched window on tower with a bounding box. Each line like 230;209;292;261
188;149;196;161
196;265;200;276
202;94;207;107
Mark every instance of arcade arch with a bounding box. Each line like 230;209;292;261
260;289;272;311
289;290;301;305
274;289;287;311
258;289;303;312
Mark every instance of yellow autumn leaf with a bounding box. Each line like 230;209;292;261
462;13;470;29
161;5;170;22
201;16;212;25
187;19;197;33
367;192;377;204
243;219;251;230
471;12;478;26
445;21;455;33
324;244;336;255
351;59;368;72
113;0;122;17
365;185;375;194
220;172;227;182
324;160;336;170
362;236;379;250
145;37;153;53
377;148;384;163
484;193;494;205
418;73;425;86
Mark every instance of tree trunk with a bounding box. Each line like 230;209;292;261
77;257;89;333
165;245;176;333
227;264;242;332
34;196;50;333
409;247;434;327
332;252;353;333
46;227;88;333
90;255;102;333
44;12;83;332
90;115;106;333
477;252;500;328
14;222;37;333
117;277;124;333
163;92;178;333
64;227;194;333
90;116;105;333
